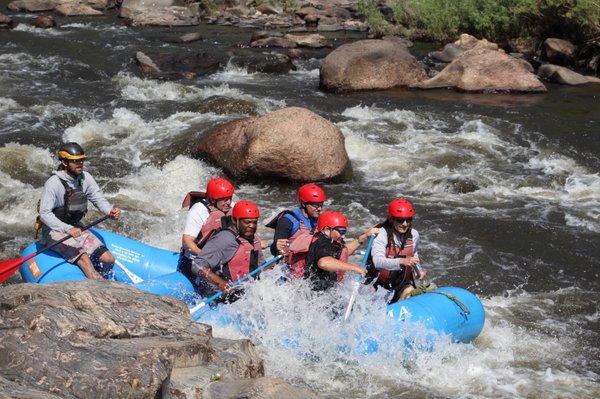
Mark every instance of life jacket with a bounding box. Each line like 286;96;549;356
266;207;317;278
219;229;263;282
181;191;230;249
51;177;88;226
365;224;414;290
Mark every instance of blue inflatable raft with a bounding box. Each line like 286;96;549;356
19;229;485;345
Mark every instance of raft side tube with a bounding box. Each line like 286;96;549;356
385;286;485;343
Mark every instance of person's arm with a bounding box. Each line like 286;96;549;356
181;204;209;256
345;226;380;255
192;231;238;292
39;176;73;233
371;230;405;270
269;217;293;256
317;256;366;276
84;173;114;215
411;230;426;279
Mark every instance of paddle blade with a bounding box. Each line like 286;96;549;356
0;257;26;283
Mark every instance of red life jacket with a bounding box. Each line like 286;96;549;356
286;222;315;278
224;233;263;282
368;227;414;286
182;191;230;249
337;247;348;282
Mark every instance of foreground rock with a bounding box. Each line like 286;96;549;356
193;107;350;182
538;64;600;85
0;281;317;398
412;47;547;93
135;51;220;79
120;0;200;26
320;39;427;92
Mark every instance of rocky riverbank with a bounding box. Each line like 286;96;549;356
0;281;319;398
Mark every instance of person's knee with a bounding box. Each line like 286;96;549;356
399;285;414;300
99;251;115;265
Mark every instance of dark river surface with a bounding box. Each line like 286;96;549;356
1;8;599;398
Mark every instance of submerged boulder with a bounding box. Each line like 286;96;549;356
0;281;317;398
32;14;56;28
411;47;546;93
135;51;220;79
228;49;295;73
538;64;600;85
193;107;350;182
0;13;15;29
320;39;427;92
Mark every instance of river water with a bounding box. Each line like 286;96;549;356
1;9;599;399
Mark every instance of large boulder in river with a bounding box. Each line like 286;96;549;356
120;0;200;26
411;47;547;93
320;39;427;92
538;64;600;85
193;107;350;182
0;281;318;398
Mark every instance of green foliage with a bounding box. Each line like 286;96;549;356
357;0;396;36
364;0;600;43
198;0;218;15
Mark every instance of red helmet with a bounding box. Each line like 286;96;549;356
298;183;327;203
206;177;234;201
232;200;260;219
387;198;415;218
317;210;348;231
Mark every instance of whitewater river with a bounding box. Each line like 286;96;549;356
1;11;599;398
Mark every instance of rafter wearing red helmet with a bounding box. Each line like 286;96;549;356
364;198;426;303
304;210;379;292
265;183;328;278
192;199;265;304
178;177;236;288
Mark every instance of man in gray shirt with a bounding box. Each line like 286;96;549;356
192;200;264;302
39;142;120;279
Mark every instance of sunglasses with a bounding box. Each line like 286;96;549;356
333;227;347;236
307;202;324;209
393;217;413;224
68;159;85;164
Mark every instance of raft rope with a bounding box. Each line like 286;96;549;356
430;291;470;316
405;283;470;316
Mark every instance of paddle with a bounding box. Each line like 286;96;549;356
190;254;283;320
343;234;376;321
0;215;111;283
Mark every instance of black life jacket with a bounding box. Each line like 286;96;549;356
52;177;88;226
